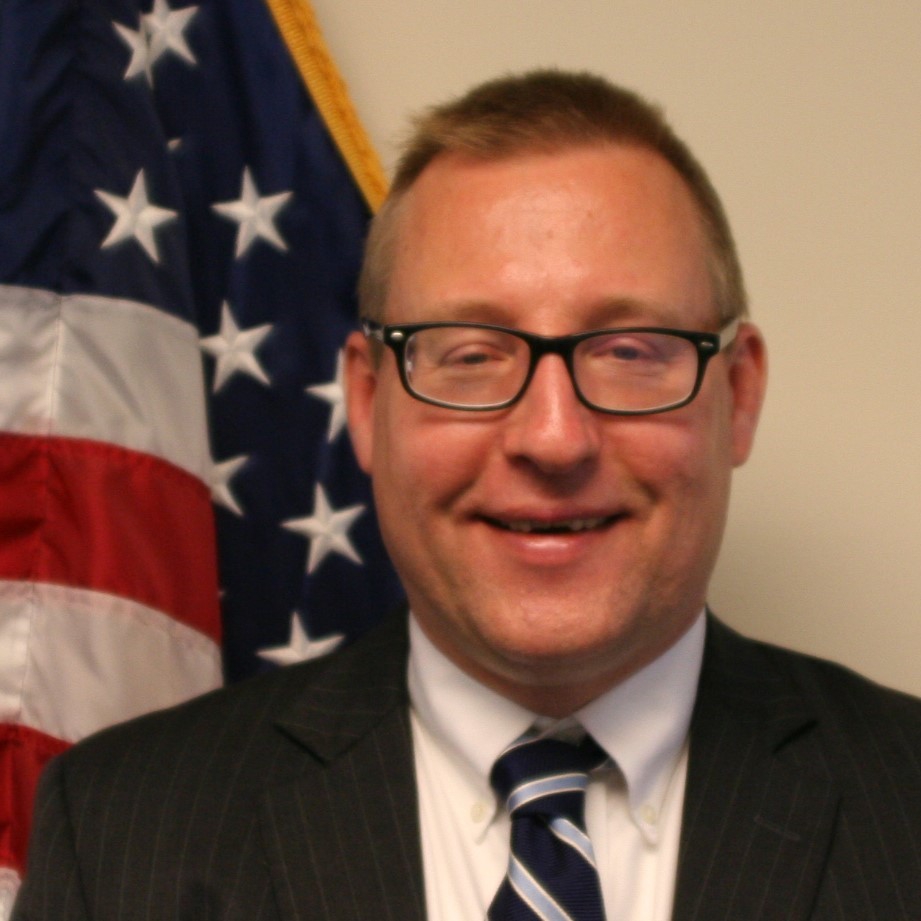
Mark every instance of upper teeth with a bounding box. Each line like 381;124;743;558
505;517;607;533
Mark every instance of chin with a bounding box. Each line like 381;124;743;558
477;615;632;675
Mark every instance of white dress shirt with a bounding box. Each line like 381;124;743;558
408;612;705;921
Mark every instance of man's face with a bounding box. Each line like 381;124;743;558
346;144;765;714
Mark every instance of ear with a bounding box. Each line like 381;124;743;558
344;330;377;474
727;322;768;467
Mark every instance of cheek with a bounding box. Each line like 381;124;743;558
617;410;734;609
370;403;486;522
619;402;734;507
370;424;432;579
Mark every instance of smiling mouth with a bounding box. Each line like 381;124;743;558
485;515;618;535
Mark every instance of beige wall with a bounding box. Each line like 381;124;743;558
311;0;921;695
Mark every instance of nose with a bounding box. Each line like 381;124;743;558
500;354;601;475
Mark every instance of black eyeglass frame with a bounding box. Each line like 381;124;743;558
362;318;741;416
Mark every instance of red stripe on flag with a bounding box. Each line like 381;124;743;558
0;433;220;643
0;723;70;875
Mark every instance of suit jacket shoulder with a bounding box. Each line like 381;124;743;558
15;611;426;921
674;615;921;921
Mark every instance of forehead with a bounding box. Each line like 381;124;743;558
386;143;716;330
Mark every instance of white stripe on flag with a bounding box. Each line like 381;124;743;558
0;284;211;480
0;579;221;743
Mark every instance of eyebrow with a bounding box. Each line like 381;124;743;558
582;297;689;329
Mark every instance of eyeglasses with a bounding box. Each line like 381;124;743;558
362;318;740;415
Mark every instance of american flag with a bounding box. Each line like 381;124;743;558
0;0;402;908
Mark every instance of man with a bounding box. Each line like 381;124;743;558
15;70;921;920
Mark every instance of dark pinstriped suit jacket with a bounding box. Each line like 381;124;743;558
15;611;921;920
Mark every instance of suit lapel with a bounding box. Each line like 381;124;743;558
258;612;427;921
673;617;840;921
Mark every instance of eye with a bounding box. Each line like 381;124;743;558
417;328;520;372
578;332;693;386
609;342;647;361
588;333;666;364
440;342;507;368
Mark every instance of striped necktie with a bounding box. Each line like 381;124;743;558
488;732;607;921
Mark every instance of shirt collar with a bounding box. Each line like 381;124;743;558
408;612;706;831
408;617;533;785
578;613;705;823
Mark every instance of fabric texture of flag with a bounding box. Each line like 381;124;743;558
0;0;401;910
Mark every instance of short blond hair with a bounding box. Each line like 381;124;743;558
359;69;747;323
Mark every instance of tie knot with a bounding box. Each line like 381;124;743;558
490;734;606;819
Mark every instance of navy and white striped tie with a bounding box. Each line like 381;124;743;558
488;732;607;921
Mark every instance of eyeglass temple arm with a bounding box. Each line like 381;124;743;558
717;318;741;351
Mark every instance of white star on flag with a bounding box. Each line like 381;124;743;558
112;2;198;86
307;350;348;442
200;301;273;392
257;612;345;666
113;21;155;83
144;0;199;66
212;167;293;258
283;484;364;574
95;169;177;263
209;455;249;516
